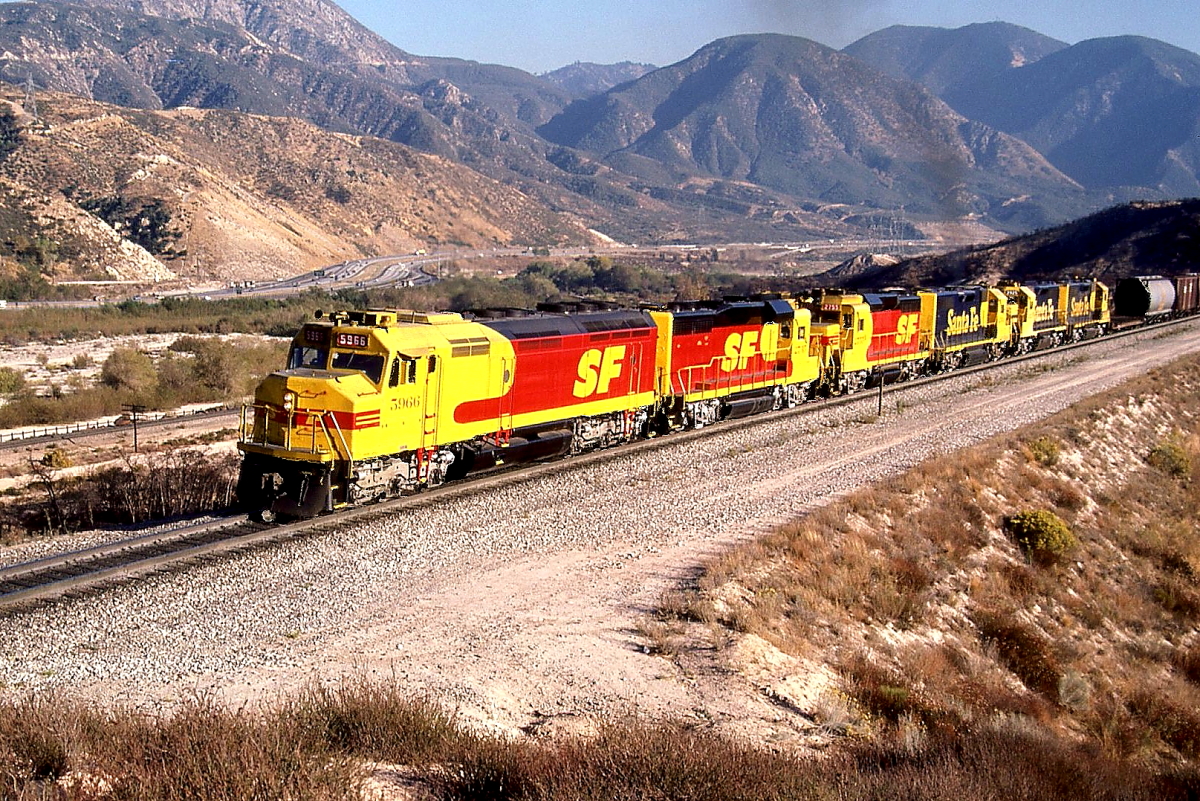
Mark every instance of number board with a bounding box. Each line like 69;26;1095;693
335;332;370;349
303;326;330;346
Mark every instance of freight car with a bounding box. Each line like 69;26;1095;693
1172;274;1199;316
1114;276;1176;321
235;275;1186;521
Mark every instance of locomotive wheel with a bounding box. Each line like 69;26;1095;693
252;507;277;524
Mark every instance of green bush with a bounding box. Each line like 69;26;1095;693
1027;436;1060;467
1147;440;1191;480
0;367;24;395
100;347;158;395
1004;510;1077;565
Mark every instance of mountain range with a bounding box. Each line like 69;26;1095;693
0;1;1196;285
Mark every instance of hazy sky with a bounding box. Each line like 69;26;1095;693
340;0;1200;74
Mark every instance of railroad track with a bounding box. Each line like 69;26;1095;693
0;316;1191;614
0;405;237;452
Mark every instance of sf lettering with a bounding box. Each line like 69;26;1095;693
721;326;779;372
894;313;919;345
573;346;627;397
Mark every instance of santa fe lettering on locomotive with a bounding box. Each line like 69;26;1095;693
573;345;627;397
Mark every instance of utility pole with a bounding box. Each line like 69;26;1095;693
122;403;147;452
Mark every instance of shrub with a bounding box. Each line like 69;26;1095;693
282;681;464;764
1147;440;1192;480
39;448;72;469
99;347;157;395
1004;510;1077;565
1027;436;1060;467
974;610;1062;698
1057;670;1092;712
0;366;24;395
1177;645;1200;685
1130;689;1200;758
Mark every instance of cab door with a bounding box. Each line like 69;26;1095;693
383;353;423;453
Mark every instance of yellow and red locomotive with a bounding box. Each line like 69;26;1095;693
236;278;1121;520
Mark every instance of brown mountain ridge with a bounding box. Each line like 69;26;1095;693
0;89;586;286
817;199;1200;288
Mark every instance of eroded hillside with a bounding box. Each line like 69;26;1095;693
0;90;589;287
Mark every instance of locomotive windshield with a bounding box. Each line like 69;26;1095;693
330;351;385;384
289;345;327;370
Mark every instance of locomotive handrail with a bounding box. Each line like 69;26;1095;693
322;411;352;462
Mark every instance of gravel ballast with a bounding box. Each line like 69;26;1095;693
2;321;1199;728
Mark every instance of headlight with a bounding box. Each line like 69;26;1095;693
282;391;296;412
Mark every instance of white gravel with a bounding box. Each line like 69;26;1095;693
2;321;1199;717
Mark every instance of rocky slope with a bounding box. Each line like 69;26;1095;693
849;26;1200;198
818;198;1200;288
541;62;657;98
844;23;1067;104
0;89;586;285
538;34;1090;231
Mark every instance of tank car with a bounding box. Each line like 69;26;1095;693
1114;276;1176;321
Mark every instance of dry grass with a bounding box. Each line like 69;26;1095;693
671;351;1200;776
4;356;1200;797
4;689;1194;801
2;679;1198;800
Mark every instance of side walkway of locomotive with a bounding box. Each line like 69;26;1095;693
236;275;1186;521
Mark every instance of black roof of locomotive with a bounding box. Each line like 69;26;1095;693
477;308;657;340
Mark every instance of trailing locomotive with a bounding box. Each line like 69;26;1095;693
234;275;1177;521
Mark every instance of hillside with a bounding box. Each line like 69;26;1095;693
849;26;1200;198
0;89;586;288
947;37;1200;196
538;34;1089;232
0;3;1109;247
817;199;1200;288
2;5;1200;277
541;62;658;98
844;23;1067;102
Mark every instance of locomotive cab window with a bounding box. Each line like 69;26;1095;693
290;346;327;370
331;351;385;384
389;357;418;387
